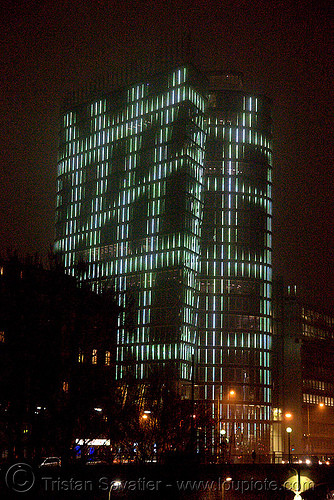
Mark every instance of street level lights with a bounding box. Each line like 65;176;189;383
220;429;228;463
221;476;232;500
217;389;236;462
286;427;292;464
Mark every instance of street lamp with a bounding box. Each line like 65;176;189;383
217;389;236;462
288;466;301;500
221;476;233;500
286;427;292;464
220;429;228;462
227;390;236;462
306;402;325;453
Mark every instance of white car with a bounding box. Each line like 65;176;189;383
39;457;61;468
86;458;108;466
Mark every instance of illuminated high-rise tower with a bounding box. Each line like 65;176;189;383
55;65;207;384
197;72;273;453
55;65;273;451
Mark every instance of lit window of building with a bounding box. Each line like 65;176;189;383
92;349;97;365
105;351;111;366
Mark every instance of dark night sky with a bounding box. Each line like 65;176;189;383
1;0;333;309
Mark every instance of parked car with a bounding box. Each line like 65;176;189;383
305;456;319;465
39;457;61;468
86;458;108;466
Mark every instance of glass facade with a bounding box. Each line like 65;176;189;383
55;66;206;381
197;74;273;453
55;67;273;451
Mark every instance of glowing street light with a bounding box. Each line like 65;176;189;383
217;390;237;461
221;476;233;500
307;402;325;452
286;427;292;464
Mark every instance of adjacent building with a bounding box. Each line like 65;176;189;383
0;256;118;462
273;283;334;459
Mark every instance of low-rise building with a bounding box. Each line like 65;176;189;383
273;281;334;460
0;255;119;462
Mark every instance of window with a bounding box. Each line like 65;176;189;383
0;331;4;343
78;349;84;363
62;381;69;393
92;349;97;365
105;351;111;366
